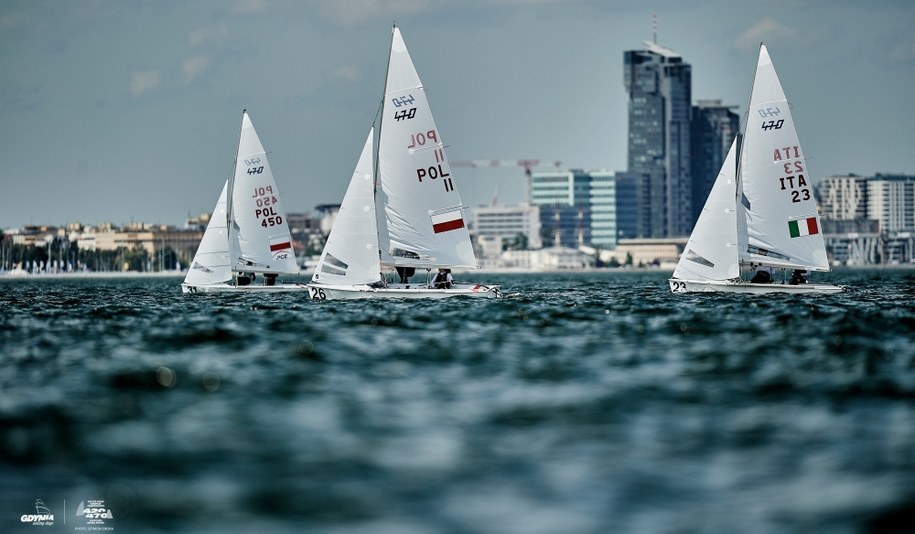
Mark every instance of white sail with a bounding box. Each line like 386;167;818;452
673;137;740;281
311;129;380;285
377;26;477;268
740;45;829;271
184;180;231;286
228;111;299;275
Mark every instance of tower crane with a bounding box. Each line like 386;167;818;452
450;159;563;205
450;159;563;177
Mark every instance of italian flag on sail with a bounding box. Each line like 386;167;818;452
431;208;465;234
788;216;819;238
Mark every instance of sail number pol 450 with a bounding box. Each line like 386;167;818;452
252;186;283;227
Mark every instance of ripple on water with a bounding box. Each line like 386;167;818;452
0;270;914;532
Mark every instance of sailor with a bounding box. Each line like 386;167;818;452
750;264;773;284
395;266;415;284
432;268;454;289
789;269;808;285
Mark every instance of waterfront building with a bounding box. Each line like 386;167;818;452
816;174;869;221
866;174;915;233
816;173;915;264
599;237;686;268
690;99;739;225
623;40;692;238
470;203;542;257
529;169;620;249
499;246;596;271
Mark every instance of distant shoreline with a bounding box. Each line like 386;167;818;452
1;263;913;280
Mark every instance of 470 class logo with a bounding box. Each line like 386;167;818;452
76;500;113;524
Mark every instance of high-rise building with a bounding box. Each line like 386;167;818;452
816;174;869;221
529;169;621;249
623;41;692;238
866;174;915;232
612;171;640;240
470;204;542;253
690;99;739;224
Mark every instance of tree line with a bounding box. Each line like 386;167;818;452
0;235;181;273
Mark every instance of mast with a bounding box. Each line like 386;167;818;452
225;109;246;278
375;25;396;201
735;44;763;270
373;24;395;270
733;131;748;267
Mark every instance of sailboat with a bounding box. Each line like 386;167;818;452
306;26;501;300
669;44;843;294
182;110;305;293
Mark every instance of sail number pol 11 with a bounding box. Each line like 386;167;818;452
252;186;283;227
408;129;456;193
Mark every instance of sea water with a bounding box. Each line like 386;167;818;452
1;269;914;533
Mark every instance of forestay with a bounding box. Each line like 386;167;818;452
739;45;829;272
377;27;477;269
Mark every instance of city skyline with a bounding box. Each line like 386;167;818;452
2;0;915;229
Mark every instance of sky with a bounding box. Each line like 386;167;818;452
2;0;914;229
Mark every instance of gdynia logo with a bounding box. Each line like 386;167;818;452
20;499;54;526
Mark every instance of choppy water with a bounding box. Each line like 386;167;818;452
1;269;914;533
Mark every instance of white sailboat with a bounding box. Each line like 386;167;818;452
669;44;843;294
182;110;305;293
306;26;501;300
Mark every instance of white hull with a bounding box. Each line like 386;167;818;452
669;278;845;294
306;282;502;300
182;282;308;294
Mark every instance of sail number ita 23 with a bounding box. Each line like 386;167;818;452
773;145;810;204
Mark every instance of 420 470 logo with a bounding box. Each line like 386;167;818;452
76;500;113;526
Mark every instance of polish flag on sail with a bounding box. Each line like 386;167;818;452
269;237;292;251
788;216;819;238
431;208;465;234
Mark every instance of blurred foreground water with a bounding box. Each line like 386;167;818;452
1;269;914;533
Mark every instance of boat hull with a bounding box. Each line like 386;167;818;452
669;278;845;294
181;282;308;294
306;282;502;300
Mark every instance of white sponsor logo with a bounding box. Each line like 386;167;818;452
20;499;54;526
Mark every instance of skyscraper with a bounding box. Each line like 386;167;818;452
690;100;739;225
623;41;692;238
816;174;868;222
529;169;620;249
867;174;915;232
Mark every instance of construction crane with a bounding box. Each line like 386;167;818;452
450;159;563;205
450;159;563;178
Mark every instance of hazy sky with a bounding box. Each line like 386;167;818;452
2;0;914;228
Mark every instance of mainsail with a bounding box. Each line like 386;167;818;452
739;45;829;272
377;26;477;269
227;111;299;275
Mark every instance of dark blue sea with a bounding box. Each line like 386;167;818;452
1;269;914;533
